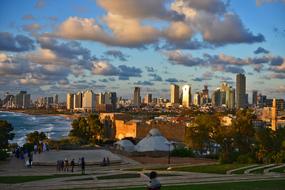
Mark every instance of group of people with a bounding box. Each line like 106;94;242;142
100;157;110;166
33;142;49;154
56;157;85;174
14;147;33;168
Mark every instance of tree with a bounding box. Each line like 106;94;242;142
26;131;47;145
69;114;104;145
0;120;15;160
231;109;255;155
87;114;104;143
185;114;220;154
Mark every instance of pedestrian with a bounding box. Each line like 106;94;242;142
106;157;110;166
64;158;69;172
147;171;161;190
81;157;85;175
56;160;60;171
101;157;106;166
71;159;75;172
34;144;37;154
61;160;64;171
28;152;33;168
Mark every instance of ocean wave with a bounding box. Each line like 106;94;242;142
1;112;71;145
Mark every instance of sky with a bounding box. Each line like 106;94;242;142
0;0;285;101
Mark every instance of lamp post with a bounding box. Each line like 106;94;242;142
165;141;175;165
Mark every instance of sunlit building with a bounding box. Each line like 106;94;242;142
182;85;191;107
66;93;74;110
82;90;95;112
170;84;180;104
236;73;246;109
133;87;141;107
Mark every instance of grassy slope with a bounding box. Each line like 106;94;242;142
119;180;285;190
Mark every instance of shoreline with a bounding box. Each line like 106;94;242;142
0;109;80;120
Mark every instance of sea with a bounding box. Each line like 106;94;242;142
0;111;72;146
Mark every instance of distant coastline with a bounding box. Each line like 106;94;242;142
0;109;80;120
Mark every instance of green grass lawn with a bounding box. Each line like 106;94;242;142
232;165;260;174
0;173;84;184
270;166;285;173
97;173;141;180
117;179;285;190
251;165;277;174
170;164;249;174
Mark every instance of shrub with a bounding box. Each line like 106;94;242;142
236;154;255;164
171;148;194;157
0;149;9;160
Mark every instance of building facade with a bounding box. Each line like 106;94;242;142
170;84;180;104
182;85;191;107
236;73;246;109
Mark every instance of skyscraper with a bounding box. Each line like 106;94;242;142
74;91;83;110
182;85;191;107
272;98;277;131
211;88;221;107
226;88;235;109
144;93;152;104
170;84;179;104
236;73;246;109
105;92;117;110
252;90;258;106
15;91;30;109
133;87;141;107
193;92;201;106
82;90;95;112
66;93;74;110
201;85;209;104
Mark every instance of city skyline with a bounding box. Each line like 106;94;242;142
0;0;285;100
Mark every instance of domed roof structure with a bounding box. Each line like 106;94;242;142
114;140;135;152
148;128;162;136
135;128;174;152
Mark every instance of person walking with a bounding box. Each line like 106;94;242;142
71;159;75;172
28;152;33;168
64;158;69;172
81;157;85;175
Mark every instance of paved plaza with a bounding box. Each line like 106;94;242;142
32;150;122;165
0;149;284;190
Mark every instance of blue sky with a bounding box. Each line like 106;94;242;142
0;0;284;101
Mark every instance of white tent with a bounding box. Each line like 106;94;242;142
114;139;135;152
135;128;174;152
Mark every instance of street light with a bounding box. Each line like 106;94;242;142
165;141;175;165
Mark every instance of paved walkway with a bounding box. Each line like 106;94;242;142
1;153;285;190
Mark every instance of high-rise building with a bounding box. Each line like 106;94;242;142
226;88;235;109
66;93;74;110
74;92;83;110
211;88;221;107
236;73;246;109
82;90;95;112
272;98;277;131
144;93;152;104
252;90;258;106
105;92;117;110
193;92;201;106
54;94;59;105
182;85;191;107
15;91;30;108
170;84;180;104
98;93;105;104
133;87;141;107
201;85;209;104
258;94;267;107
